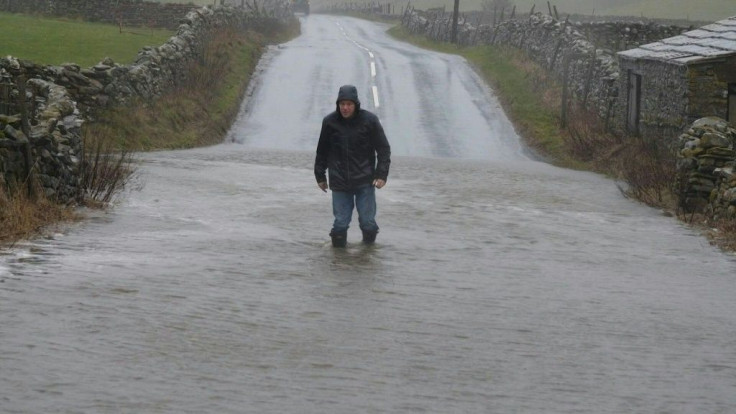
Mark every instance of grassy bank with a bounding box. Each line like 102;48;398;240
1;15;300;246
84;26;296;151
0;12;173;66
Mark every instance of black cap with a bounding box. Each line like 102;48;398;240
336;85;361;107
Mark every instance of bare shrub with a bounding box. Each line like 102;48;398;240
616;137;676;208
564;106;622;165
561;105;675;210
77;127;137;205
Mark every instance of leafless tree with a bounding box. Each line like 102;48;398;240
481;0;514;13
481;0;515;24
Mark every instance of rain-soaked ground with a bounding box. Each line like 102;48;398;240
2;14;736;414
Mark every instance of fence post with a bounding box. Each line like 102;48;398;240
561;53;585;128
561;54;570;128
490;24;499;44
472;12;483;45
549;38;563;70
451;0;459;43
16;76;35;199
0;73;12;115
582;48;596;109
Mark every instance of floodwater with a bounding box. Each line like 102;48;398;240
2;14;736;414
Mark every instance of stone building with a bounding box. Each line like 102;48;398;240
616;16;736;142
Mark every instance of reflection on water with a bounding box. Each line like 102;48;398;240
1;146;735;413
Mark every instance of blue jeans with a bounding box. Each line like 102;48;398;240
331;184;378;234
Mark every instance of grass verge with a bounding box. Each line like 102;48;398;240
0;186;77;246
0;11;174;66
85;22;299;150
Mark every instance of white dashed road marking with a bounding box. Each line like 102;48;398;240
372;86;380;108
336;22;381;109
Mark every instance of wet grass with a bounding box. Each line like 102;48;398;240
0;11;173;66
0;186;77;245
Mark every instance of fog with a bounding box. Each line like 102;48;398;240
313;0;735;22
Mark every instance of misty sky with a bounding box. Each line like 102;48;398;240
313;0;735;22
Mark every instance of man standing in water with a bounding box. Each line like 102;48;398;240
315;85;391;248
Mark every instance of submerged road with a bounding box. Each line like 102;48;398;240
1;14;736;413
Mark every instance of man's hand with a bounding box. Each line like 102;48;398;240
317;181;328;192
373;179;386;189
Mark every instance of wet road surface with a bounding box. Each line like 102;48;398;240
2;14;736;414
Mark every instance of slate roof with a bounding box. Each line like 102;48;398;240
619;15;736;64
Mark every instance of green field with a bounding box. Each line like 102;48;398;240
0;12;174;66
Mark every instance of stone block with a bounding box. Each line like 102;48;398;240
3;125;26;143
707;147;735;157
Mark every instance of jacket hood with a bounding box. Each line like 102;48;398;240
335;85;361;112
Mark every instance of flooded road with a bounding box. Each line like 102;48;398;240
2;15;736;414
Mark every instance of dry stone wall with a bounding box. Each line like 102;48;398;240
676;117;736;219
0;1;291;202
1;65;82;200
570;20;692;53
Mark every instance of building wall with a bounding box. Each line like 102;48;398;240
687;56;736;124
616;55;736;146
617;57;688;144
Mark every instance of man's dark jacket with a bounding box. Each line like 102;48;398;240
314;85;391;192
